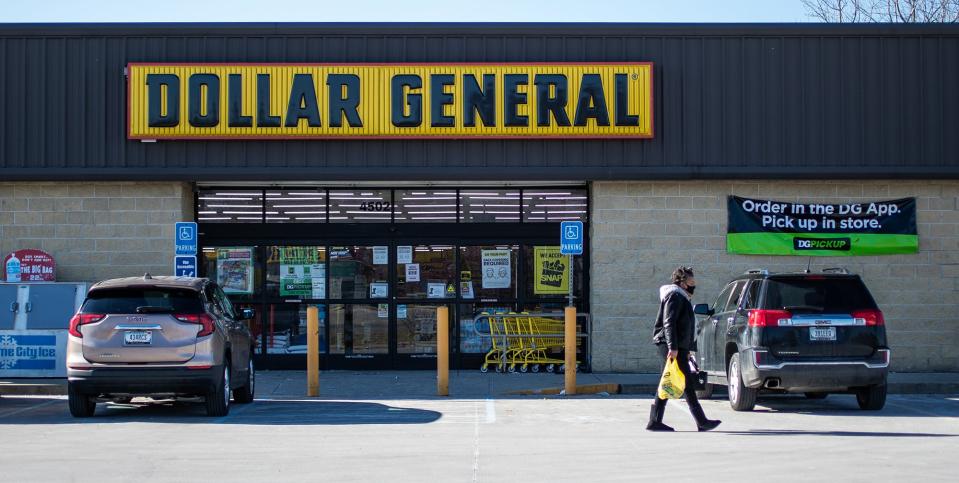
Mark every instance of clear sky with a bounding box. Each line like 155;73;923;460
0;0;812;23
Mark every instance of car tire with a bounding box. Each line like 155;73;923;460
233;358;255;404
205;363;231;417
727;353;757;412
68;383;96;418
856;383;887;411
695;383;714;400
804;392;829;400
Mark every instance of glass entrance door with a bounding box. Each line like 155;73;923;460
394;244;456;368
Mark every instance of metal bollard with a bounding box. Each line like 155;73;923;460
437;306;449;396
307;305;319;397
565;306;576;395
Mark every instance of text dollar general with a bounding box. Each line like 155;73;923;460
127;63;653;139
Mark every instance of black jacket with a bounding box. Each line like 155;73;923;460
652;285;697;351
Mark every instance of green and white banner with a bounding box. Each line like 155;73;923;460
727;196;918;256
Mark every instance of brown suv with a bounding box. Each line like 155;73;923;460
66;275;255;417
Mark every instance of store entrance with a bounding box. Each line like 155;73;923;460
196;185;589;370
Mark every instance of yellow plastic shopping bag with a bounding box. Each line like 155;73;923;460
657;357;686;400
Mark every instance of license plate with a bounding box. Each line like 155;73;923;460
810;326;836;341
124;330;153;345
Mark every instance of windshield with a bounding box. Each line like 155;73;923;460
762;278;877;313
82;288;204;314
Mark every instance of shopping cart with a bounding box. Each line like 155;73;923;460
477;312;585;374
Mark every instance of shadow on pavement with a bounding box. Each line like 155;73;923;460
741;394;959;417
719;429;956;438
0;398;442;425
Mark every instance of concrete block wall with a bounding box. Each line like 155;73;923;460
590;180;959;373
0;182;194;282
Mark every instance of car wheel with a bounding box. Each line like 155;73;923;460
233;358;255;404
695;383;714;400
68;382;96;418
804;392;828;400
205;363;231;417
727;353;757;412
856;383;887;410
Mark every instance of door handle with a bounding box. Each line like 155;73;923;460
8;302;17;313
24;302;32;313
711;317;719;324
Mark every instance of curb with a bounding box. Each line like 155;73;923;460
0;383;67;396
618;383;959;395
507;383;621;396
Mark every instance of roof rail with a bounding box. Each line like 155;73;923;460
822;267;850;274
743;269;770;275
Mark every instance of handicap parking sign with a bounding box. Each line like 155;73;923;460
560;221;584;255
174;255;197;277
175;222;197;255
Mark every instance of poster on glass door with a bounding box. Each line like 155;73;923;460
279;246;326;298
481;250;511;289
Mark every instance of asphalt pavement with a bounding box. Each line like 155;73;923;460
1;386;957;482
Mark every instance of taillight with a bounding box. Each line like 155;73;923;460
852;309;885;326
175;313;216;337
68;314;104;338
748;309;792;327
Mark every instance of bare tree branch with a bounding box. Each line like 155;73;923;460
801;0;959;22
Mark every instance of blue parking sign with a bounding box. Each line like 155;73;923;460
560;221;584;255
174;256;197;277
175;222;197;255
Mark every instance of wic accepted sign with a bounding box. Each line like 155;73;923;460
726;196;918;256
126;63;653;140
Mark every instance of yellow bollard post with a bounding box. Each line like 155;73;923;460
565;306;577;395
307;305;319;397
437;306;449;396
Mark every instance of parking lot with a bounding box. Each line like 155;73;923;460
1;391;957;482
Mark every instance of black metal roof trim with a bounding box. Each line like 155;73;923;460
1;22;959;37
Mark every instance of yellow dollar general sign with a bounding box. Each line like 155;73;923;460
127;63;653;139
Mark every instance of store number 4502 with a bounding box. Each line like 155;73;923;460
360;201;392;212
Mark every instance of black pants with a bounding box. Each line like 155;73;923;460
651;344;708;425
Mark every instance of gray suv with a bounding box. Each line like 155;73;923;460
66;275;255;417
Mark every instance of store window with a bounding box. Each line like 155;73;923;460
265;189;327;223
266;246;327;299
329;246;390;299
396;245;455;298
394;189;458;222
201;246;260;301
459;189;520;222
397;304;439;354
262;303;327;355
522;189;588;222
196;189;264;223
524;245;584;300
458;245;518;300
329;304;389;354
329;190;392;223
458;303;514;354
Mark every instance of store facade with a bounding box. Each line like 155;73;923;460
1;23;958;372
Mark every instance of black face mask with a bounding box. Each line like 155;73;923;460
685;285;696;295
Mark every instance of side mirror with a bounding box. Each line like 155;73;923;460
693;303;714;316
240;308;256;321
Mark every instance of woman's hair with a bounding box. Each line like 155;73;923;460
672;266;694;284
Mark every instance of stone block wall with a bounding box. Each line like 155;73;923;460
589;180;959;373
0;182;194;282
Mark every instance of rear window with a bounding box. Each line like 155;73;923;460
82;288;204;314
762;277;877;313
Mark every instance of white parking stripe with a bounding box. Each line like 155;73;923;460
0;399;61;419
485;398;496;423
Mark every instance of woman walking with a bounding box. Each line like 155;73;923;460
647;266;722;432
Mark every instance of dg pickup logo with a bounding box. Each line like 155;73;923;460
794;237;851;251
0;335;57;370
